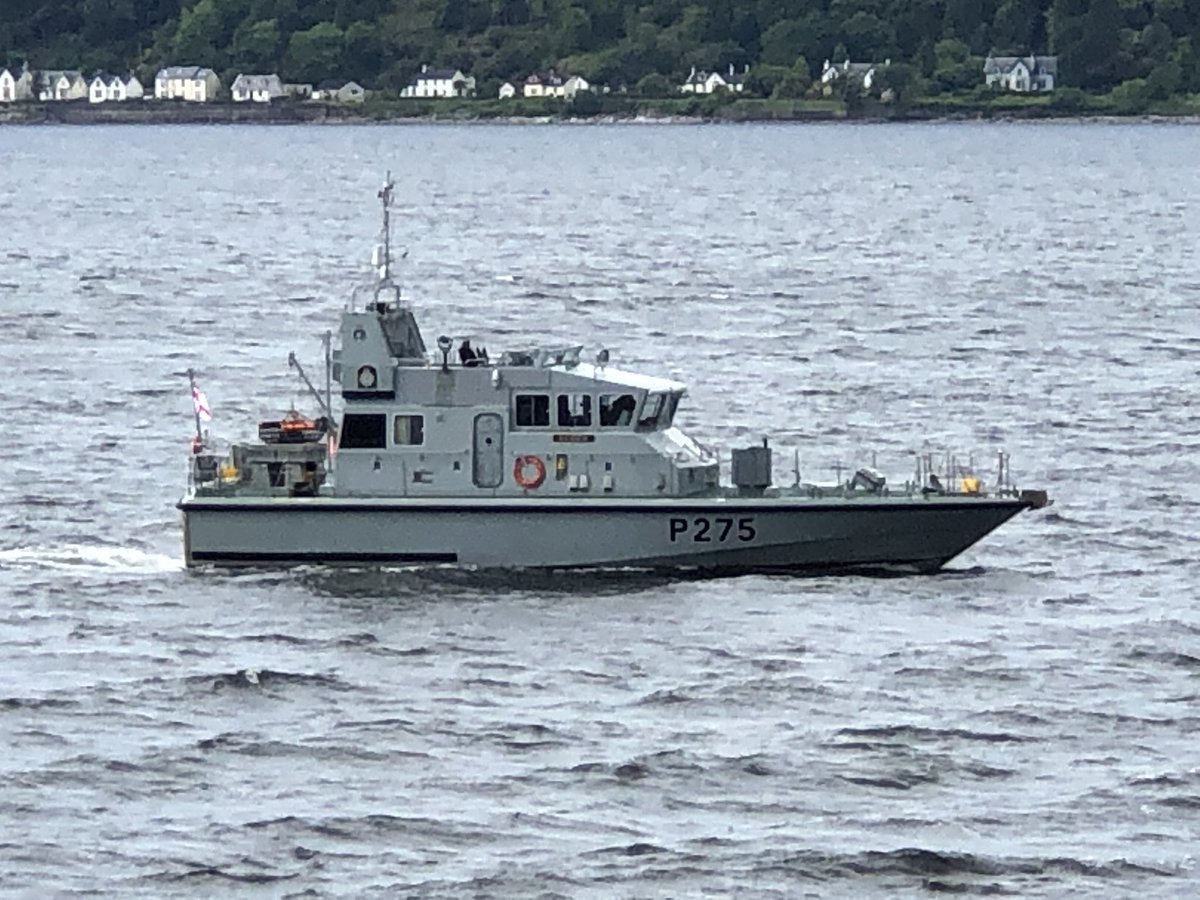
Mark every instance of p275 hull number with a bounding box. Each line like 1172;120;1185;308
669;516;757;543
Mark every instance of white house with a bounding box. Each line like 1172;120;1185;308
313;80;366;102
680;65;747;94
123;74;144;100
88;73;143;103
38;70;88;101
0;64;34;102
231;73;284;103
983;55;1057;92
89;74;111;103
563;75;591;99
155;66;221;102
498;80;519;99
523;71;564;97
400;65;475;98
820;59;880;93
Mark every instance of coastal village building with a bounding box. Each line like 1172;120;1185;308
820;59;880;93
283;82;313;98
38;70;88;101
679;65;748;94
88;73;143;103
400;65;475;98
563;75;590;99
983;55;1057;91
500;73;591;99
0;65;34;102
313;80;366;102
523;71;563;97
231;73;284;103
155;66;221;102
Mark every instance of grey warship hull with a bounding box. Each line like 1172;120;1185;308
179;494;1035;574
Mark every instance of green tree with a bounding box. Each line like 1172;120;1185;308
173;0;225;61
342;20;386;82
285;21;344;82
840;11;893;60
230;18;280;69
1108;76;1150;112
759;19;806;66
635;71;674;95
771;69;809;96
1146;57;1181;97
872;61;918;101
570;87;601;113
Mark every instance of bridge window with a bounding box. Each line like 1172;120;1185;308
515;394;550;427
557;393;592;427
340;413;386;449
637;393;665;430
599;393;637;427
662;393;680;428
393;414;424;445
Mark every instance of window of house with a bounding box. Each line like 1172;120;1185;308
557;393;592;427
599;393;638;427
514;394;550;427
339;413;387;449
637;393;665;430
393;414;424;445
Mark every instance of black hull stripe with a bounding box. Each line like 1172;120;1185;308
190;551;458;564
180;500;1029;514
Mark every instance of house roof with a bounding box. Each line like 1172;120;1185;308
410;67;465;84
41;70;84;82
983;55;1058;75
157;66;216;80
232;73;284;92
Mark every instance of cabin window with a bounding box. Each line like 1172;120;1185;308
599;393;638;427
393;414;424;445
637;393;665;430
515;394;550;427
662;393;680;428
340;413;386;449
557;393;592;427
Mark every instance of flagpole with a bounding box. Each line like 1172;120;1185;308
188;367;202;446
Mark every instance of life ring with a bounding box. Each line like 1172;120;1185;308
513;455;546;489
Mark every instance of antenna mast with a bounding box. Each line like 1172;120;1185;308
378;171;394;285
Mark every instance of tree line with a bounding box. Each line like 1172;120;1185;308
3;0;1199;101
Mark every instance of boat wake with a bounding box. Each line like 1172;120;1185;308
0;544;182;574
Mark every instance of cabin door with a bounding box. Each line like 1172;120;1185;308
472;413;504;488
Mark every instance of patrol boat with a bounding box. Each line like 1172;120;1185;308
178;178;1049;573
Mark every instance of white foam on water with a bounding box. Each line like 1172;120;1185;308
0;544;183;574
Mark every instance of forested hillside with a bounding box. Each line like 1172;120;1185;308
3;0;1199;98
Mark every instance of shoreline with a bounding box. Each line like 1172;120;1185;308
2;99;1197;126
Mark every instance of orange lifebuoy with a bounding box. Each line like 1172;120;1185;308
513;455;546;489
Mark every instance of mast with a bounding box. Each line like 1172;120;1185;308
377;171;394;286
187;367;202;445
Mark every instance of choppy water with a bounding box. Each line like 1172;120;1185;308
0;122;1198;896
